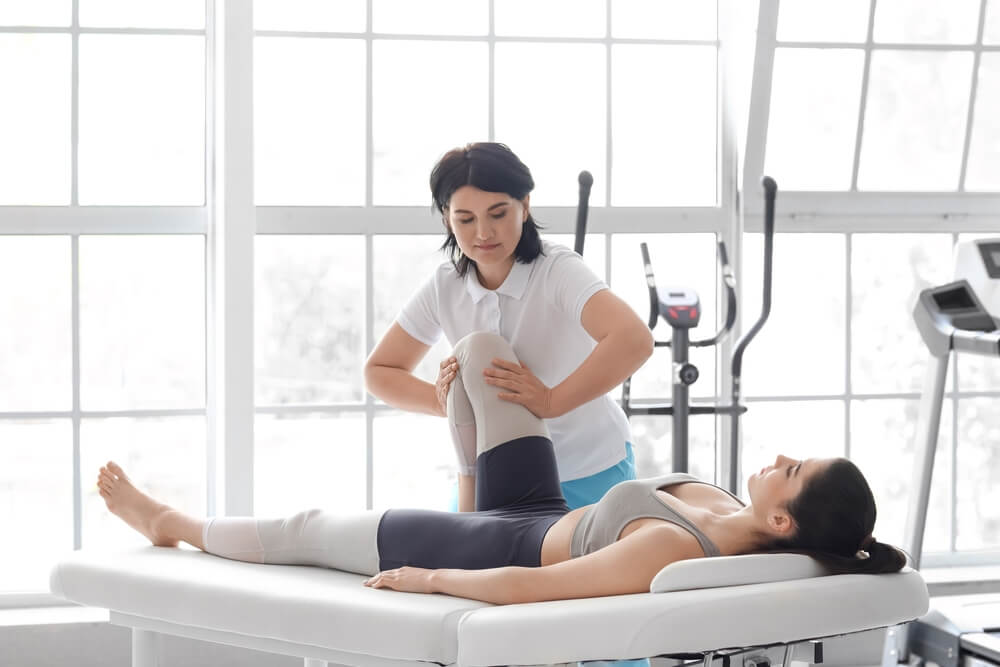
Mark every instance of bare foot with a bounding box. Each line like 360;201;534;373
97;462;178;547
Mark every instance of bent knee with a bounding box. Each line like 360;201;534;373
453;332;518;371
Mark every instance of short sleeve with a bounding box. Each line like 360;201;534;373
395;272;443;346
546;250;608;324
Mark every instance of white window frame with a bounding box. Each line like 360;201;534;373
743;0;1000;569
7;0;1000;608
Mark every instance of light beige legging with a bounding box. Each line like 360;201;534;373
201;331;550;575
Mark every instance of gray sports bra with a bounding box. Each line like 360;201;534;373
570;472;745;559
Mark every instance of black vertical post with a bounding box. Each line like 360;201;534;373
575;171;593;256
673;326;690;473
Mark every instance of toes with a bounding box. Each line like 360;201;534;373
107;461;126;479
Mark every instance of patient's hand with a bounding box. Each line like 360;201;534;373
364;566;435;594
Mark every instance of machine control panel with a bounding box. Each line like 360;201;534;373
977;241;1000;279
915;280;998;357
657;288;701;329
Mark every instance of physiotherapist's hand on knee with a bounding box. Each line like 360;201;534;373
484;358;558;418
435;356;459;417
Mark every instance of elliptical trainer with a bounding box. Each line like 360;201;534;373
573;172;778;494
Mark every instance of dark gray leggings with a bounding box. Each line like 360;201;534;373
202;332;567;575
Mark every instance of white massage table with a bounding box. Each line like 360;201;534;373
50;547;928;667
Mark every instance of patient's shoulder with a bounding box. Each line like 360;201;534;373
622;520;705;562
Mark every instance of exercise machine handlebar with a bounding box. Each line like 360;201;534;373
727;175;778;493
574;171;593;256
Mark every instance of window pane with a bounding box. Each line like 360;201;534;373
0;34;70;205
255;413;366;516
965;53;1000;192
373;41;488;205
986;0;1000;45
858;51;973;191
873;0;979;44
255;38;365;205
373;236;454;390
956;398;1000;550
256;236;364;405
495;43;606;205
547;233;606;281
373;411;455;511
742;401;844;495
0;420;73;592
254;0;365;32
80;235;205;410
80;0;204;29
776;0;869;43
79;35;205;205
852;234;953;394
610;233;718;400
765;49;864;191
373;0;487;35
612;45;716;206
495;0;604;37
0;0;70;26
631;414;716;483
743;234;846;396
81;417;206;550
852;399;951;553
612;0;716;40
0;237;71;411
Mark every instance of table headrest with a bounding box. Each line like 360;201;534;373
651;553;829;593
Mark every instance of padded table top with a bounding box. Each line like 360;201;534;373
50;547;929;667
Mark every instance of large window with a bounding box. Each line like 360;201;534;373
746;0;1000;563
5;0;1000;605
251;0;724;515
763;0;1000;193
0;1;207;596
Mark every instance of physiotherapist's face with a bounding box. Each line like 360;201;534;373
446;185;528;270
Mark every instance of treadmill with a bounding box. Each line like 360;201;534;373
888;238;1000;667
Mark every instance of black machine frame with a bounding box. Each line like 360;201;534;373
573;172;778;493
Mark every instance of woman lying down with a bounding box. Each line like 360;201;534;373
98;332;906;606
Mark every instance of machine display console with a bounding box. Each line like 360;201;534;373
932;285;976;312
978;241;1000;279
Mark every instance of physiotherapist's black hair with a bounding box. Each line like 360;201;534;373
758;458;907;575
429;142;544;278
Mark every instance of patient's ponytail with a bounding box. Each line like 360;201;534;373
759;458;907;575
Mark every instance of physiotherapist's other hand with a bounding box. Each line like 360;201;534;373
364;566;435;594
435;356;458;417
484;358;557;418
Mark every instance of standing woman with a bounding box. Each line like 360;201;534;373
364;142;653;512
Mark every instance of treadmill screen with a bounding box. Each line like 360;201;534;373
932;286;975;312
977;242;1000;278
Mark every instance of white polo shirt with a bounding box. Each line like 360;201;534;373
396;240;632;481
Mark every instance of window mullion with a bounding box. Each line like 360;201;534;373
849;0;876;191
741;0;778;197
212;0;255;517
959;0;989;192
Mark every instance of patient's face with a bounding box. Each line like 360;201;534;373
748;454;831;513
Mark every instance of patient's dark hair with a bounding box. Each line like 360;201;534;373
429;142;544;278
761;458;908;574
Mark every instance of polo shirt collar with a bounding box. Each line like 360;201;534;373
464;259;532;303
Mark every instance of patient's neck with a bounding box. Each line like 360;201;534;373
697;506;770;556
